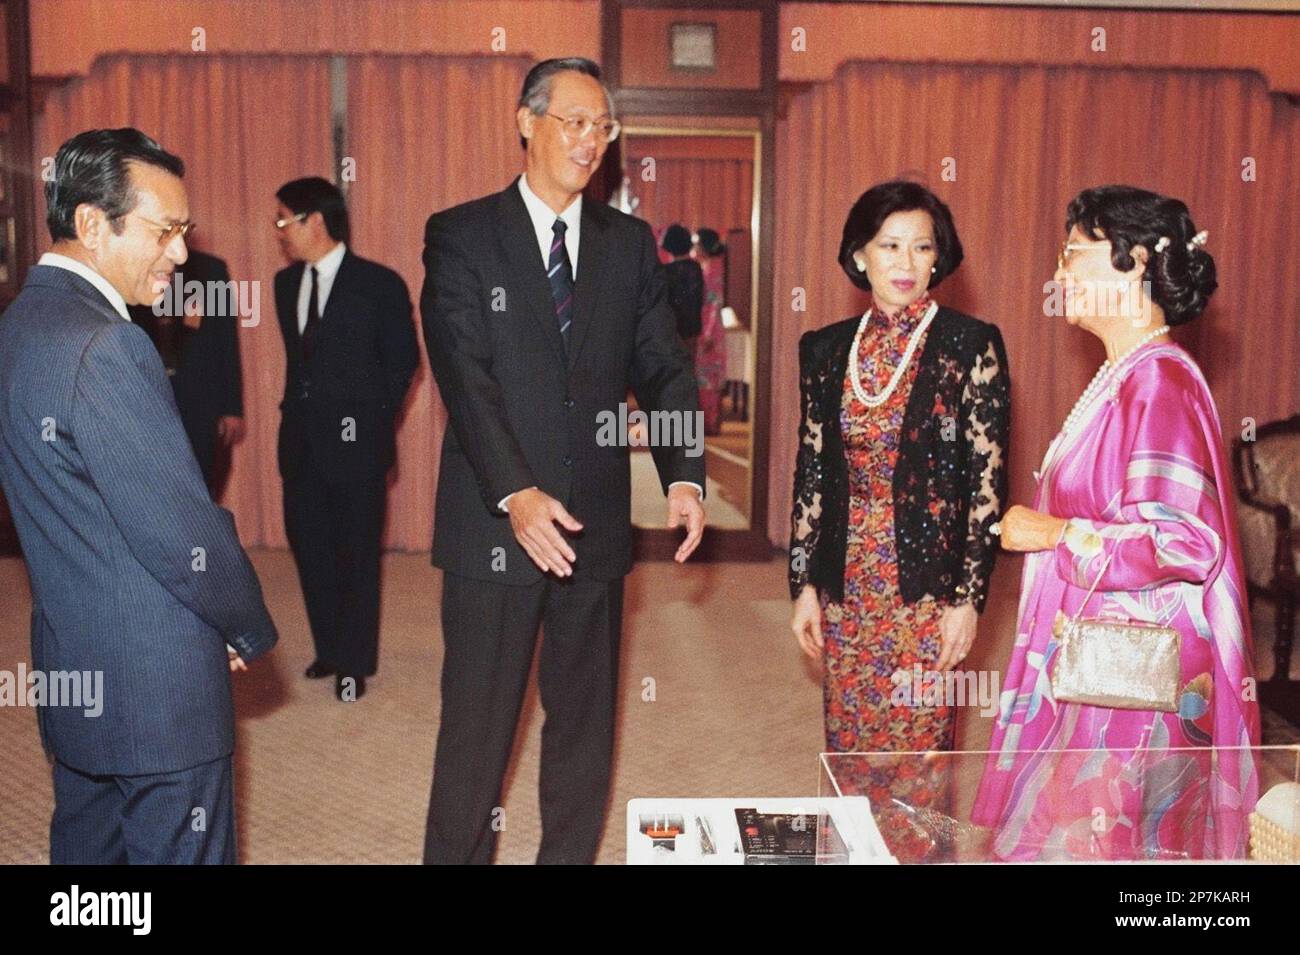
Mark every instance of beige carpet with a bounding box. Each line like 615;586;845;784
0;549;1294;864
629;451;748;529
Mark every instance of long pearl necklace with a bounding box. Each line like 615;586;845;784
1059;325;1171;435
849;300;939;408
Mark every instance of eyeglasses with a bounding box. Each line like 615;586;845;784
132;214;196;246
275;212;308;230
544;113;621;144
1058;239;1109;271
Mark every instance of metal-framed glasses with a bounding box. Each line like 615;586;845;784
133;214;196;246
275;212;308;230
545;113;621;144
1058;239;1109;271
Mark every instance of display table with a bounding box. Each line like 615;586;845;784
626;746;1300;865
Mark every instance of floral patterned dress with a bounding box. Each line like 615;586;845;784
818;296;959;861
819;295;953;756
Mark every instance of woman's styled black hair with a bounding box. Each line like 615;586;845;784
661;223;692;257
1065;185;1217;326
838;180;963;293
276;176;350;244
695;227;725;257
46;128;184;242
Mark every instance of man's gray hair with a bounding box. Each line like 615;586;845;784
517;57;615;150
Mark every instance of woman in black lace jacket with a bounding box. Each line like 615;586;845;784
789;181;1010;755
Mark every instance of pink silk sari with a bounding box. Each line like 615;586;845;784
971;344;1260;860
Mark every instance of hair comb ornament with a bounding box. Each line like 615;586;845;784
1187;229;1209;252
1153;236;1171;253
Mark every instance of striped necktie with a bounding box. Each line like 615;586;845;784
548;218;574;351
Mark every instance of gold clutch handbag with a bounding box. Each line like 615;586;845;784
1050;553;1182;712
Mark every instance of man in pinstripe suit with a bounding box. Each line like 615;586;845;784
0;129;277;864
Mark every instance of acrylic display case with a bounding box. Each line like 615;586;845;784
817;745;1300;864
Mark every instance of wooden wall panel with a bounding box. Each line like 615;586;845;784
621;6;761;90
779;2;1300;95
30;0;601;77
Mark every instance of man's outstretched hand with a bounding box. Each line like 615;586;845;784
667;484;705;563
508;488;584;577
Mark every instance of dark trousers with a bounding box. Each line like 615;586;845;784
423;571;624;865
282;449;387;677
50;757;235;864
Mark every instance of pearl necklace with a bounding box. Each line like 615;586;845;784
1059;326;1171;435
849;301;939;408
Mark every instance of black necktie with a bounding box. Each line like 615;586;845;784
548;219;573;351
302;265;320;360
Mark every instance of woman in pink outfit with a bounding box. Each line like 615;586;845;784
972;186;1260;860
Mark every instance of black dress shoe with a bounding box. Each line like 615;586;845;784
304;660;336;679
335;675;366;701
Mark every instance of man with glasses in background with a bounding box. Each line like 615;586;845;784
420;57;706;864
0;128;277;863
272;177;418;703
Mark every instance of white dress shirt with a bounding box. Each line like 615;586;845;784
518;174;582;279
498;177;703;511
296;241;347;334
38;252;131;322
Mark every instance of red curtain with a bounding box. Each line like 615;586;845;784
344;55;534;550
34;53;532;550
627;156;754;241
36;56;1300;553
768;61;1300;547
35;55;335;549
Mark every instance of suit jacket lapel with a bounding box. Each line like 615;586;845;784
495;182;567;367
565;201;607;373
320;250;354;327
278;262;306;358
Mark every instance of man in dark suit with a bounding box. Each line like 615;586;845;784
273;177;418;702
0;128;277;864
420;58;706;864
129;247;244;492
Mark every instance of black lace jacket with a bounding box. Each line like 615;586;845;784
789;307;1011;612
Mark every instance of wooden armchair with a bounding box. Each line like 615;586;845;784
1233;414;1300;725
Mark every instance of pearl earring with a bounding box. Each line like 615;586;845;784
856;259;866;272
931;266;937;273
